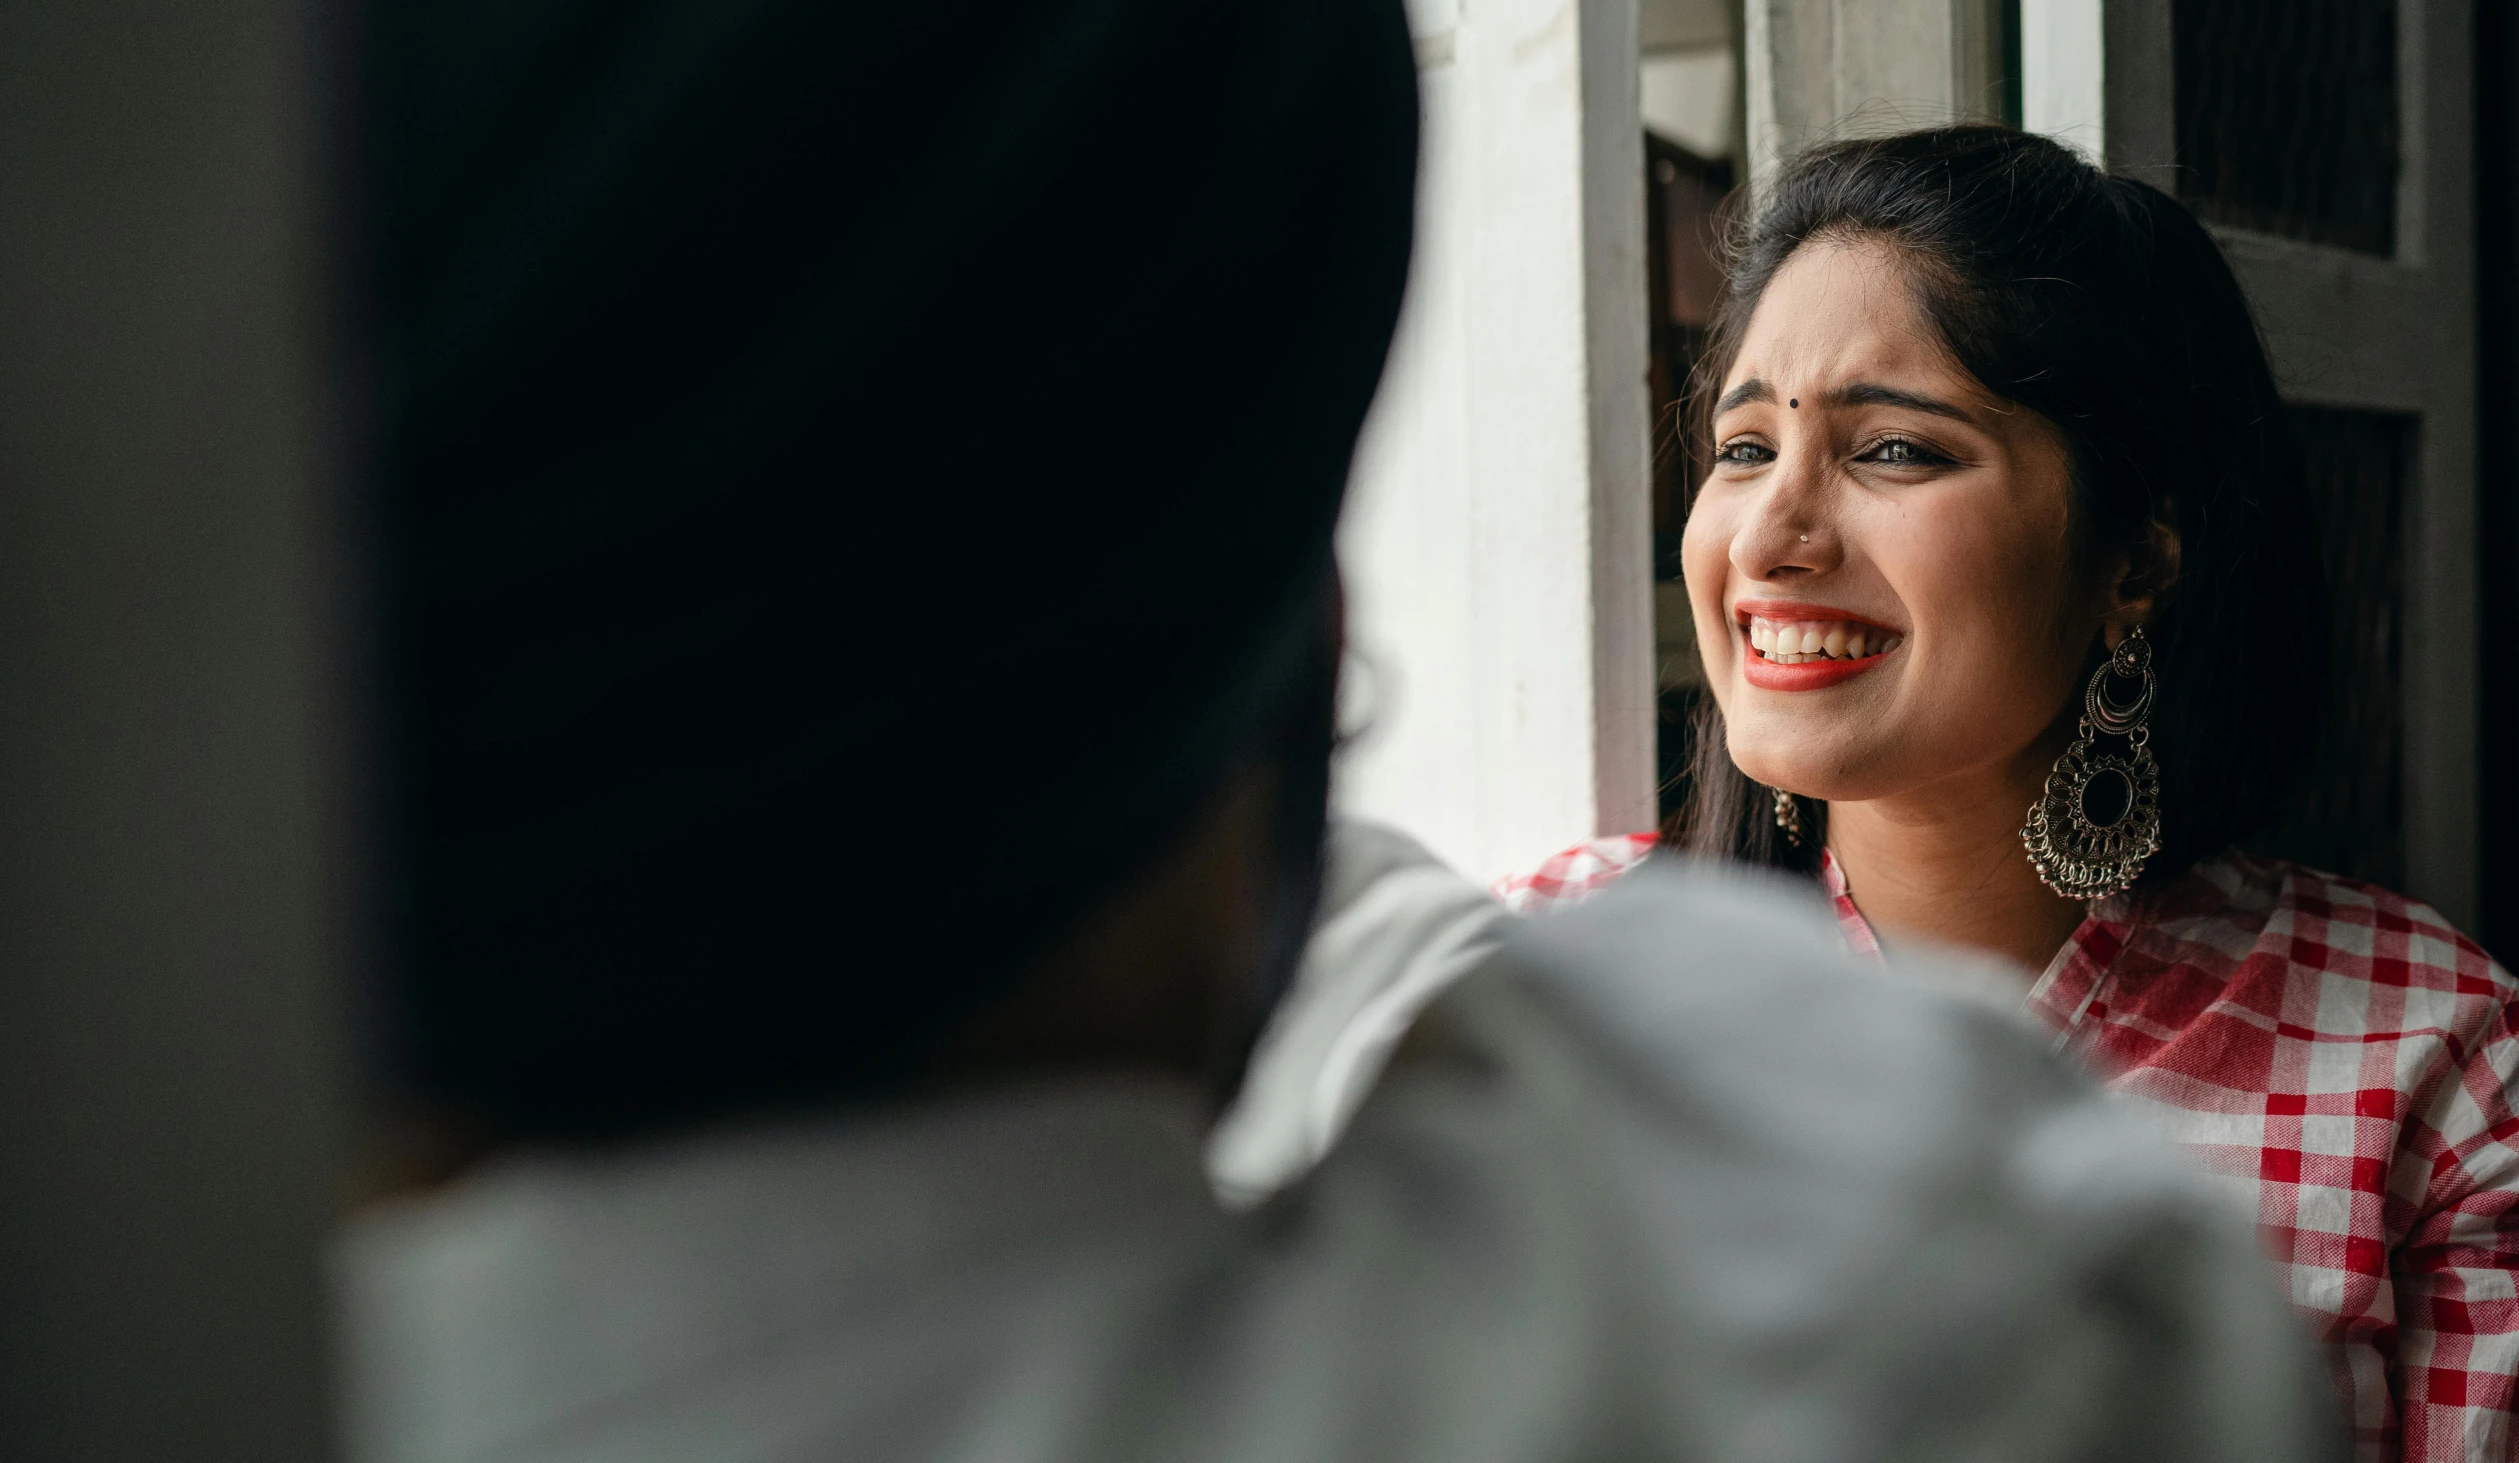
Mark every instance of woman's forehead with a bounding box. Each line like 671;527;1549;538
1723;238;1970;399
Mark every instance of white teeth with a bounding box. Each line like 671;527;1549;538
1743;615;1903;664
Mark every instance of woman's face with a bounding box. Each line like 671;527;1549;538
1682;236;2105;803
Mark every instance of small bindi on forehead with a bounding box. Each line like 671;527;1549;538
1727;238;1978;409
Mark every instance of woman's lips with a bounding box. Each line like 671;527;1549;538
1743;651;1891;690
1734;602;1904;692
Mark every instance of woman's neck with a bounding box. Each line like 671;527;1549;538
1823;740;2091;977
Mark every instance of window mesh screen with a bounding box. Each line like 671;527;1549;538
1644;132;1731;584
2251;406;2409;887
1644;133;1733;820
2174;0;2398;256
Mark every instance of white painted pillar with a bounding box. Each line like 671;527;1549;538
1743;0;2000;187
2018;0;2176;183
2019;0;2107;161
1335;0;1657;886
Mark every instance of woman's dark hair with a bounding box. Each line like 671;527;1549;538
1663;126;2326;888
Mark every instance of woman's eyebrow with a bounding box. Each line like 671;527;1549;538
1716;378;1774;414
1826;381;1976;423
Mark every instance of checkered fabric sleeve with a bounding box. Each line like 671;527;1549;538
2029;855;2519;1463
1496;837;2519;1460
1490;833;1658;913
1496;838;1886;956
2385;992;2519;1463
1815;849;1882;959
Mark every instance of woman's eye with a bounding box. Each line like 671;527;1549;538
1859;436;1949;467
1716;440;1775;467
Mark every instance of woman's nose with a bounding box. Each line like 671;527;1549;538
1731;449;1836;581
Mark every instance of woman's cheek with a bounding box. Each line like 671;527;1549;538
1678;505;1735;698
1888;514;2072;757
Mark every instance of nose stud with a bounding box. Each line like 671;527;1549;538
1799;534;1809;543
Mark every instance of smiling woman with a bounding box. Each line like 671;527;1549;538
1498;127;2517;1462
1685;225;2165;922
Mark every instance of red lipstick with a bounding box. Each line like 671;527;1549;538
1742;654;1890;690
1733;599;1905;692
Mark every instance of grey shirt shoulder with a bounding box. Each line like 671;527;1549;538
1319;854;2344;1462
336;855;2345;1463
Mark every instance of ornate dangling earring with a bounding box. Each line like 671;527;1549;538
1771;785;1805;848
2020;627;2162;901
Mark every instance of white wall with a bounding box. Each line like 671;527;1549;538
1642;48;1736;159
1335;0;1658;886
1639;0;1737;159
1744;0;2000;186
2018;0;2107;162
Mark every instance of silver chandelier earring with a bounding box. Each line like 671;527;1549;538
1770;785;1805;848
2020;627;2162;901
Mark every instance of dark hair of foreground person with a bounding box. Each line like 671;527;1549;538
362;1;1416;1142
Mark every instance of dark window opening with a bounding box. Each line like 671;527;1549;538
1996;0;2024;131
2173;0;2399;255
2477;0;2519;960
1645;130;1734;820
2251;405;2412;887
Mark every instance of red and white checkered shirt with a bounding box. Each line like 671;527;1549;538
1497;835;2519;1463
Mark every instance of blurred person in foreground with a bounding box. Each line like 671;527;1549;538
335;3;2343;1460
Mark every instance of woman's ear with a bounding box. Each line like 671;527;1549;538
2102;504;2183;648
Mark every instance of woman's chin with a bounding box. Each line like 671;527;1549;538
1724;716;1895;803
